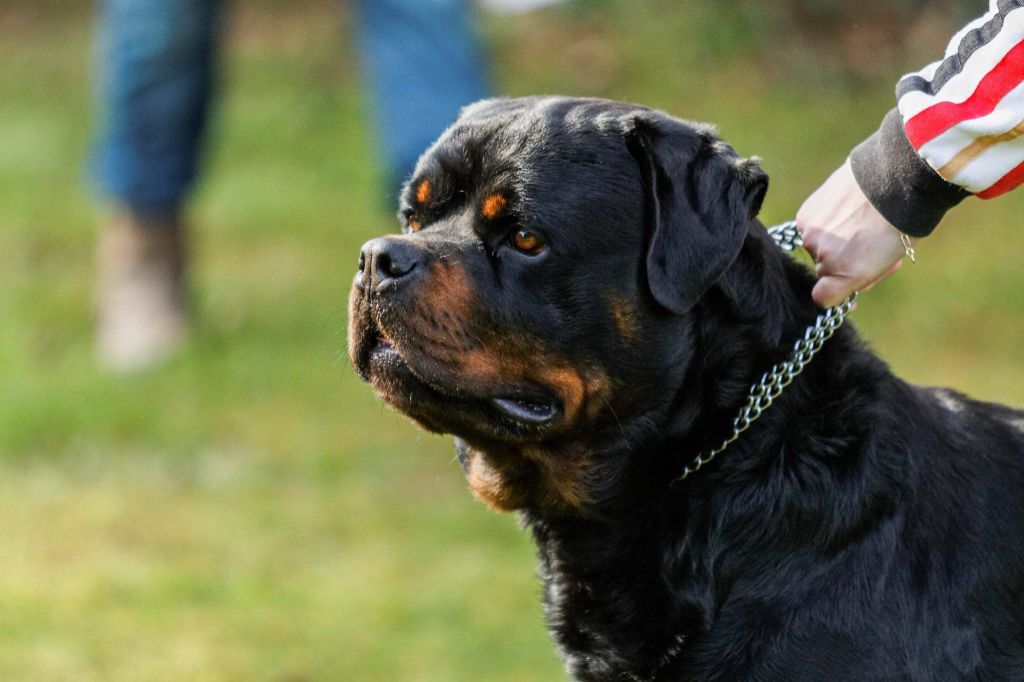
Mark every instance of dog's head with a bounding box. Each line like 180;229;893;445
348;96;767;513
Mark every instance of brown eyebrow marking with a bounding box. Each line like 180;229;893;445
481;193;507;220
416;179;431;204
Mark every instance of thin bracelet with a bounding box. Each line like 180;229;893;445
898;232;916;263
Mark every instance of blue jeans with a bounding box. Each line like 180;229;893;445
92;0;489;217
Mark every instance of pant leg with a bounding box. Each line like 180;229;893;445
353;0;491;188
91;0;222;219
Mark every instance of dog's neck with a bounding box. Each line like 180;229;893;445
665;222;860;466
523;222;906;679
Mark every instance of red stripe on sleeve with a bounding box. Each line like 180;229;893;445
905;39;1024;149
976;160;1024;198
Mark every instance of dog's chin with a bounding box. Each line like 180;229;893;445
352;320;562;442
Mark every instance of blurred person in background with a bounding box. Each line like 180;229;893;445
798;0;1024;309
91;0;489;372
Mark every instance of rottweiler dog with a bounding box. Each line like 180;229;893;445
348;96;1024;681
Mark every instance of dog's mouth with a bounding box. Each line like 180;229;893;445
355;315;562;436
490;396;559;425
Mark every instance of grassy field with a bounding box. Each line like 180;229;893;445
1;2;1022;680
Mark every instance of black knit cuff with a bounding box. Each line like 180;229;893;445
849;108;969;238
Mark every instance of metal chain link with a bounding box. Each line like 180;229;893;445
671;220;858;484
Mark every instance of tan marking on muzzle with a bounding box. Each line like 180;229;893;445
454;351;606;426
537;365;586;422
410;261;614;513
427;260;474;313
421;260;612;424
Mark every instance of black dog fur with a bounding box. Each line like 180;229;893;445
348;96;1024;680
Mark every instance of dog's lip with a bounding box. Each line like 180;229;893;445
490;396;560;425
360;317;562;432
361;315;395;358
386;349;561;428
368;339;396;366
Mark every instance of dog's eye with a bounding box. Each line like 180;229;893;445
510;228;546;256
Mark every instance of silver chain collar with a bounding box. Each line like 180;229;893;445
671;221;858;484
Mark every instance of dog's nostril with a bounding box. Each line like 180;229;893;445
358;237;421;289
374;250;418;281
376;252;394;279
378;251;413;278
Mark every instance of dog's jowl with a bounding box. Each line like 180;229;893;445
348;96;1024;681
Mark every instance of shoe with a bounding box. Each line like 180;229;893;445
96;211;188;372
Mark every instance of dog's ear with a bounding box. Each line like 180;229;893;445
624;111;768;315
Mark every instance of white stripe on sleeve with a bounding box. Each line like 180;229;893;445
897;5;1024;119
916;78;1024;168
949;130;1024;191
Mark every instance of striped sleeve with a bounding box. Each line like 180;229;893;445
899;0;1024;199
850;0;1024;236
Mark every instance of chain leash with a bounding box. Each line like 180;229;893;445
671;220;858;484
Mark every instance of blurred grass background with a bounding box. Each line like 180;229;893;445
1;1;1022;679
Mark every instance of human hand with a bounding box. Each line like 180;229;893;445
796;158;911;308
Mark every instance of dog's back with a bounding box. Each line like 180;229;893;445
769;383;1024;680
899;387;1024;679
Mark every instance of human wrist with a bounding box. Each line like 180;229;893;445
849;109;968;238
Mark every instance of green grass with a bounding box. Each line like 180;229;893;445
1;2;1022;680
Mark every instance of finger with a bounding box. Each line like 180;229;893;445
812;275;856;308
800;227;823;262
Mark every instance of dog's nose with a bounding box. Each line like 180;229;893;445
358;237;421;290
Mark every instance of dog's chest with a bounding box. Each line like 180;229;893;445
537;538;997;682
542;572;688;680
533;524;706;680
